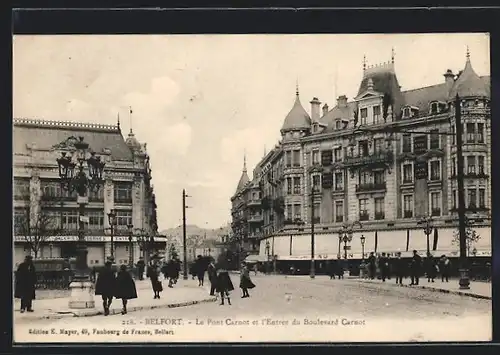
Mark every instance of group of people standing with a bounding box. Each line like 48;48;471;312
95;261;137;315
363;250;452;285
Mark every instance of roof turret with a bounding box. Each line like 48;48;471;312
449;47;490;99
280;85;311;132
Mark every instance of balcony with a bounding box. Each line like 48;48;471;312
403;210;413;218
431;208;441;217
247;199;262;207
374;212;385;220
356;182;387;193
401;178;414;185
345;151;394;168
114;197;132;204
359;213;369;221
248;214;264;223
40;194;78;202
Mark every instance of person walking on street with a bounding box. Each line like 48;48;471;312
253;264;258;276
410;250;422;286
15;255;37;313
393;252;406;285
239;263;256;298
215;261;234;306
439;255;451;282
136;257;145;281
147;259;163;299
115;264;138;315
425;254;438;283
367;252;377;280
95;260;116;316
195;255;206;287
207;260;217;296
336;256;344;279
379;252;389;282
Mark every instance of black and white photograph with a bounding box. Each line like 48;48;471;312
13;33;491;342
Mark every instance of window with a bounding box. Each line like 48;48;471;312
373;138;384;154
14;209;28;234
293;177;301;194
334;172;343;190
88;210;104;230
430;102;438;115
429;160;441;180
451;125;456;145
14;179;30;199
359;141;369;156
62;210;79;230
451;158;456;176
477;123;484;143
115;210;133;229
403;164;413;183
89;188;104;202
286;177;292;194
286;205;293;220
374;171;384;185
286;151;292;167
430;129;439;149
467;189;477;208
403;195;413;218
359;171;370;185
402;134;412;153
334;147;342;162
312;175;321;190
359;199;368;220
478;156;485;175
431;192;441;216
453;190;457;209
321;150;333;166
373;105;381;123
293;204;301;220
335;120;341;130
335;200;343;222
114;182;132;203
360;108;368;125
466;123;475;143
313;204;321;223
479;189;486;208
467;156;476;175
374;198;385;220
403;107;411;118
292;150;301;167
312;150;320;165
41;181;62;198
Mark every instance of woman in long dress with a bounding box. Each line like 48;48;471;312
239;263;256;298
147;260;163;299
115;265;138;314
215;263;234;306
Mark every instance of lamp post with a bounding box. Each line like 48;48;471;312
107;209;116;262
360;235;366;261
418;215;433;257
310;186;319;279
56;136;105;309
265;240;270;274
127;224;134;269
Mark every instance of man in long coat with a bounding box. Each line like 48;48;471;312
95;260;116;316
15;255;37;313
136;257;145;281
410;250;422;286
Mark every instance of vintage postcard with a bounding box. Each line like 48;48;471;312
13;33;491;343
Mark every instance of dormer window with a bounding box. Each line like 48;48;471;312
360;108;368;125
430;102;438;115
402;107;411;118
335;120;341;130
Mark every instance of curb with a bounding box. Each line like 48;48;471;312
353;279;492;300
15;297;217;321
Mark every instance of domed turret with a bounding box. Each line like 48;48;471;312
125;129;142;151
234;153;250;195
449;48;490;100
280;86;311;133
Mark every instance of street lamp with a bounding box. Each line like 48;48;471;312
418;215;433;257
127;224;134;268
107;209;116;261
360;234;366;261
338;222;363;260
265;240;270;274
56;136;105;309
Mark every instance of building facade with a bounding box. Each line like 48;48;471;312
231;51;491;263
13;118;162;267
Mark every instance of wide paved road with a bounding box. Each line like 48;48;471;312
14;274;491;343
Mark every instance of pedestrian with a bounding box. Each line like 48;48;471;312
15;255;37;313
147;259;163;299
327;261;335;280
215;262;234;305
393;251;406;285
367;252;377;280
207;260;217;296
409;250;422;286
439;255;451;282
253;264;258;276
95;260;116;316
189;262;196;280
386;253;392;280
239;263;256;298
166;259;177;288
195;255;206;287
136;257;145;281
379;252;389;282
115;264;138;315
425;254;438;283
336;256;344;279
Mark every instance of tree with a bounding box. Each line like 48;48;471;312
452;218;481;256
186;234;204;259
14;189;63;259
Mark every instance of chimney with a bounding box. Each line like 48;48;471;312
310;97;321;122
444;69;455;88
337;95;348;108
322;103;329;116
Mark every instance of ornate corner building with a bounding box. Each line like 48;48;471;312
230;51;490;265
13;119;162;266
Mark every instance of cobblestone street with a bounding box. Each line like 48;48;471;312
14;274;491;343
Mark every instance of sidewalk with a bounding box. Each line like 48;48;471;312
352;278;491;300
14;280;215;321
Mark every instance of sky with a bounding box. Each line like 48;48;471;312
13;33;490;230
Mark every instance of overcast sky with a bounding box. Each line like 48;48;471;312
13;33;490;230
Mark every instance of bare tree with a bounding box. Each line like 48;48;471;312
452;218;482;256
187;234;204;259
14;189;63;259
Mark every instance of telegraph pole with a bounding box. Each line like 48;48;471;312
310;187;315;279
182;189;188;280
455;94;470;289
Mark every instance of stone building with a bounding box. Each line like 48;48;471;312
231;50;491;264
13;118;162;267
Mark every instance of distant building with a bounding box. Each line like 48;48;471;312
13;118;161;266
231;50;491;263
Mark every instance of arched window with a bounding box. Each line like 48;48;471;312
430;101;438;115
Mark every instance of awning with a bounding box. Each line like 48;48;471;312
244;255;268;263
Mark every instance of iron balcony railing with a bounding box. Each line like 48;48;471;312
356;182;387;193
344;150;394;167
